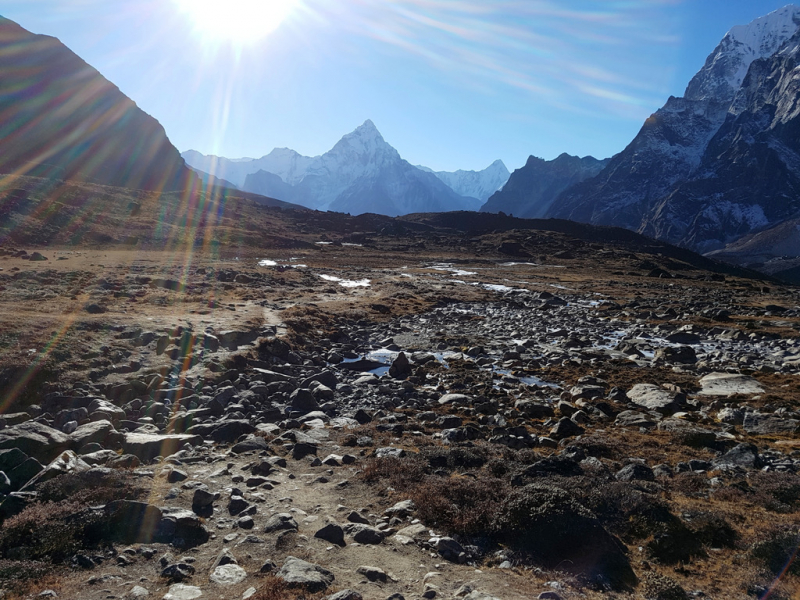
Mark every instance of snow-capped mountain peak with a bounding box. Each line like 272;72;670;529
329;119;398;163
685;4;800;102
417;160;510;202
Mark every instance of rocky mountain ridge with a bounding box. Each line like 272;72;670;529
481;153;609;218
0;16;197;191
548;5;800;260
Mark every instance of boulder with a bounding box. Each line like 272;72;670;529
699;373;764;397
314;522;345;546
87;398;126;423
277;556;335;593
19;450;91;490
69;420;122;449
122;433;202;461
209;564;247;585
495;483;636;590
743;413;799;436
264;513;298;533
0;421;70;463
627;384;685;415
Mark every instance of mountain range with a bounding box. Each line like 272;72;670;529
486;4;800;275
182;122;509;216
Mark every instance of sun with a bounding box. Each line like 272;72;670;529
174;0;297;44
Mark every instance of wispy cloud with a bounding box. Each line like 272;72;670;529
298;0;684;119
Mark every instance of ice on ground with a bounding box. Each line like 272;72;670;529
319;274;371;287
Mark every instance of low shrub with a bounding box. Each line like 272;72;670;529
411;475;508;537
0;501;103;563
36;468;147;505
749;528;800;576
0;559;58;597
250;576;326;600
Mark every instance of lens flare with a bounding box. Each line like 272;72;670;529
173;0;297;44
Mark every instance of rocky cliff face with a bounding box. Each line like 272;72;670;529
551;5;800;255
0;16;196;191
481;153;608;219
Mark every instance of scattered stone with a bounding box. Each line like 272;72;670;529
277;556;335;592
210;564;247;585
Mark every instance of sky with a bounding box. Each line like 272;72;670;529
0;0;796;172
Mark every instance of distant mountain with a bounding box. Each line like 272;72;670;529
0;16;197;191
418;160;510;203
481;153;608;218
550;5;800;257
182;147;314;189
185;120;481;216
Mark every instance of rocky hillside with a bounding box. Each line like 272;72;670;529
0;16;197;191
551;5;800;256
481;153;608;218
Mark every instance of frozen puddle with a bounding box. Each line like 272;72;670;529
258;259;306;268
429;263;478;276
319;274;371;288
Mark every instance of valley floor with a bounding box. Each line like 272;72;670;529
1;233;800;600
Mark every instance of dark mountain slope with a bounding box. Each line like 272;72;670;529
0;16;196;191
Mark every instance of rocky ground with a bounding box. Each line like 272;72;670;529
1;208;800;600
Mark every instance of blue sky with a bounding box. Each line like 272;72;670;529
0;1;794;171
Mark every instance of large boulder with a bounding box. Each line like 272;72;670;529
69;420;122;449
277;557;335;592
627;384;685;415
87;398;126;424
122;432;202;461
0;421;70;463
105;500;164;544
743;413;799;436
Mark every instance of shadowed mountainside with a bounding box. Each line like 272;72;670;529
0;16;196;191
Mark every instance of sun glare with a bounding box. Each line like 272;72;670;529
174;0;297;44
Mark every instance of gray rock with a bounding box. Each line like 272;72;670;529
289;389;319;414
743;413;799;435
264;513;298;533
627;384;685;415
19;450;91;491
161;562;195;583
231;436;269;454
192;488;218;509
344;523;384;544
438;393;472;405
69;419;122;448
657;419;716;448
277;556;335;593
314;522;345;546
436;536;466;562
356;565;388;582
162;584;202;600
714;443;761;469
209;564;247;585
614;410;657;429
122;433;202;461
0;421;70;463
615;463;655;482
699;373;764;397
549;417;584;440
325;591;363;600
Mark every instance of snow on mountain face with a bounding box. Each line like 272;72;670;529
419;160;510;202
552;5;800;257
181;148;313;188
197;120;478;215
685;4;800;102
